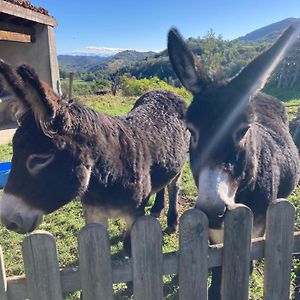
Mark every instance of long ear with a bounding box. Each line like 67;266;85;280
0;60;30;120
168;27;211;94
17;64;60;123
228;23;300;96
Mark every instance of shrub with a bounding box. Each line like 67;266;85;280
120;75;192;102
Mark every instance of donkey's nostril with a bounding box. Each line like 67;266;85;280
6;221;19;231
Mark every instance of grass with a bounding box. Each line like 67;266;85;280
0;92;300;299
79;93;137;116
263;86;300;102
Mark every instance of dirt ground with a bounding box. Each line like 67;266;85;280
0;122;17;145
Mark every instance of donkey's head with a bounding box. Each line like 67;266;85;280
0;62;92;233
168;25;299;227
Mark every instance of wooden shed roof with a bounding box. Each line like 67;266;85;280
3;0;49;15
0;0;57;26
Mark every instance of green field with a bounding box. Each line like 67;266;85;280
0;92;300;299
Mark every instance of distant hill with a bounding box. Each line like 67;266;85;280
58;55;107;72
121;18;300;83
58;50;156;74
239;17;300;41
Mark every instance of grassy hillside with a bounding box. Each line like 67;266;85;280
0;92;300;299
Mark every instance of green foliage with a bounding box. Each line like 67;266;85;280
0;142;13;162
123;31;270;84
119;75;192;102
60;78;110;97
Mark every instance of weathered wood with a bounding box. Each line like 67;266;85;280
78;224;114;300
7;275;27;300
68;72;74;100
284;103;300;108
221;205;253;300
264;199;295;300
0;21;35;42
0;21;34;35
22;231;63;300
0;30;31;42
179;208;208;300
6;232;300;299
0;246;8;300
0;0;57;26
131;216;163;300
5;227;300;299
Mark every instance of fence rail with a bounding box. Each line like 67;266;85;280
1;199;300;299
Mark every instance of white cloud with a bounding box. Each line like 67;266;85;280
62;46;162;57
66;46;131;57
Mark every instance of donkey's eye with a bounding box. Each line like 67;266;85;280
26;154;55;176
233;124;250;144
187;123;199;150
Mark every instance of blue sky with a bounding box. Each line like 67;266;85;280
31;0;300;55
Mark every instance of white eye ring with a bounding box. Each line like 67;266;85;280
26;154;55;176
187;123;200;150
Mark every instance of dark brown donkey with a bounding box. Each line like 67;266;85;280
0;61;190;251
168;25;300;299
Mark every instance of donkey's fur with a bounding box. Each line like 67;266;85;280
168;25;300;299
0;61;190;250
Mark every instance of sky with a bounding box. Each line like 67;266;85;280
31;0;300;55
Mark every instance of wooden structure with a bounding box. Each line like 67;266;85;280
0;0;60;125
0;199;299;299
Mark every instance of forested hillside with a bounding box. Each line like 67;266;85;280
59;32;270;85
58;18;300;96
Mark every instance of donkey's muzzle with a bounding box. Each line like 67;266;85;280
0;192;43;233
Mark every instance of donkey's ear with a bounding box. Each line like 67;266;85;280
168;28;211;94
17;64;60;122
228;23;300;96
0;60;29;120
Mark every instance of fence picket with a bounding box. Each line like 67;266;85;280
264;199;295;300
0;246;8;300
2;198;300;299
22;231;63;300
179;208;208;300
78;224;114;300
222;204;253;300
131;216;163;300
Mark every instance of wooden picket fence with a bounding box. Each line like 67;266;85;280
1;198;300;300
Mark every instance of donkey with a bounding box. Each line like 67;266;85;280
168;25;300;299
0;61;190;251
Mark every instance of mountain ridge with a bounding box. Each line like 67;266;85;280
238;17;300;41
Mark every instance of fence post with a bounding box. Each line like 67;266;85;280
221;204;253;300
78;224;114;300
131;216;163;300
264;199;295;300
68;72;74;100
0;246;8;300
179;208;208;300
22;231;63;300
